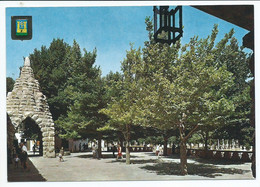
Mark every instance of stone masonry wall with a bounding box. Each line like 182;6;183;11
6;57;55;158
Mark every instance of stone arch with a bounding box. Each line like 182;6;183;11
19;116;43;155
6;57;55;158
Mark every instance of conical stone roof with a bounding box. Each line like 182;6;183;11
7;57;55;158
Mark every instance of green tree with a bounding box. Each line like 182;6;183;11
210;34;253;149
30;38;72;121
101;71;159;149
196;27;253;151
54;41;108;157
6;77;15;95
30;39;106;155
101;45;144;164
134;19;237;175
142;46;235;174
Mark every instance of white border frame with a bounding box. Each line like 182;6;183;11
0;1;259;187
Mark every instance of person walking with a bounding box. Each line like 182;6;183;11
112;143;117;158
96;143;99;159
156;144;160;156
172;144;175;155
116;144;123;160
79;142;81;152
157;144;163;159
21;142;29;170
92;143;97;158
16;143;22;167
33;143;36;155
58;147;64;162
14;154;20;168
82;143;86;151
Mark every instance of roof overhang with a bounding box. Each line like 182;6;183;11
192;5;254;31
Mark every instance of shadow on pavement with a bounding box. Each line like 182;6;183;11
140;162;249;178
130;159;158;164
143;152;156;157
144;152;180;159
76;153;138;159
76;154;114;159
189;157;246;165
28;154;42;157
108;159;158;164
8;159;46;182
145;152;247;165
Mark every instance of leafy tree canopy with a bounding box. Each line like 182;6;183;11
6;77;15;95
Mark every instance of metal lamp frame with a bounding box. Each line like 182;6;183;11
153;6;183;45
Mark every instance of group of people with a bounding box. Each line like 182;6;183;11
91;143;123;160
59;143;176;162
13;142;29;170
155;144;176;158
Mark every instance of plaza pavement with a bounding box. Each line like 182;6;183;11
16;152;254;181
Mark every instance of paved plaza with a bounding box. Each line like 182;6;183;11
8;152;254;182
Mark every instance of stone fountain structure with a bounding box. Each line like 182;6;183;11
6;57;55;158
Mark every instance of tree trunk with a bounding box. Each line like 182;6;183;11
180;139;188;175
126;140;130;164
204;131;209;158
179;125;188;175
228;139;231;149
204;131;208;150
98;133;102;159
178;121;198;175
163;135;168;156
125;124;131;164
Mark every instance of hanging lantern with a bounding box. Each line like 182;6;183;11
153;6;183;45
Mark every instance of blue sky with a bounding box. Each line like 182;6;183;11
6;6;251;79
